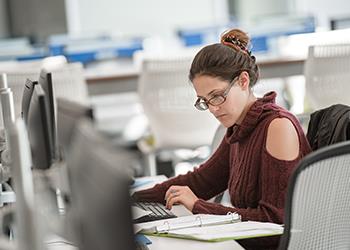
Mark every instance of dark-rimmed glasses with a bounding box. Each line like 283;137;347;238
194;76;239;111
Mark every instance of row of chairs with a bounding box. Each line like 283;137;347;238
0;56;89;129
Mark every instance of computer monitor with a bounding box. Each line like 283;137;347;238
67;119;135;250
27;84;53;169
38;69;59;161
8;118;44;250
56;97;93;160
21;79;37;125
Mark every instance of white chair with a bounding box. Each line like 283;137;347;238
0;60;89;128
304;43;350;111
137;54;219;176
209;124;232;205
0;56;68;123
47;62;89;105
211;124;226;153
278;141;350;250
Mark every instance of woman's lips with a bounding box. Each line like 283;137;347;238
215;114;226;119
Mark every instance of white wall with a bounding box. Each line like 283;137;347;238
294;0;350;29
65;0;229;37
235;0;290;26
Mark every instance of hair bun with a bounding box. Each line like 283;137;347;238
220;29;251;55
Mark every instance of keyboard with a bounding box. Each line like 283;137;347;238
133;202;177;224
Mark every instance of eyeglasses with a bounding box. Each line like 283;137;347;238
194;76;239;111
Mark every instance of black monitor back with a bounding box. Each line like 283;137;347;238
67;119;135;250
21;79;37;125
38;69;58;161
27;84;53;169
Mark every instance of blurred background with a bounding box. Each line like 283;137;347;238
1;0;350;177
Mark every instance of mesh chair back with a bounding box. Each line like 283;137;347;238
0;62;88;129
305;43;350;110
138;56;218;149
211;124;226;153
49;62;89;105
279;141;350;250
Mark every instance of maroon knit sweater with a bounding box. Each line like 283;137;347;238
134;92;311;224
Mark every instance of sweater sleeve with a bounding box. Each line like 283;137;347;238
133;138;231;204
192;148;300;224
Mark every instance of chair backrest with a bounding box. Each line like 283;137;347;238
48;62;89;105
211;124;226;153
304;43;350;111
279;141;350;250
0;61;88;129
138;55;218;150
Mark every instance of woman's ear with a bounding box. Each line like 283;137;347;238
237;71;250;90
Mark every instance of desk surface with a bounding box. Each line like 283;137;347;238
147;235;244;250
46;233;245;250
84;55;306;84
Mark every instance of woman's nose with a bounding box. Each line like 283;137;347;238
208;104;220;113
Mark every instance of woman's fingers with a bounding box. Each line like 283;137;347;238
165;186;180;201
166;193;181;210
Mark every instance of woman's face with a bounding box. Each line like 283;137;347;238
192;74;250;127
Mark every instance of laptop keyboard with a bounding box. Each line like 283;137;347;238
133;202;177;224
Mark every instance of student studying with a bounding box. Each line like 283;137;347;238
133;28;311;249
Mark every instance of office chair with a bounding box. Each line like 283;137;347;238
208;124;232;206
0;61;88;127
304;43;350;111
278;141;350;250
211;124;226;152
137;54;219;176
47;62;89;105
0;56;68;124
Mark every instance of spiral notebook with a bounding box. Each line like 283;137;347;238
135;213;283;242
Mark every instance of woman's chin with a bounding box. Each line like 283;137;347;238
217;117;235;128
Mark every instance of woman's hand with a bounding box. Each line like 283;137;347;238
164;185;199;211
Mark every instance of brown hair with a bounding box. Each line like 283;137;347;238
189;28;259;87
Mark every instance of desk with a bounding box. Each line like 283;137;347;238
46;233;245;250
147;235;245;250
132;177;245;250
84;56;305;95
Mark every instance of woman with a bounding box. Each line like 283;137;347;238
134;28;311;231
